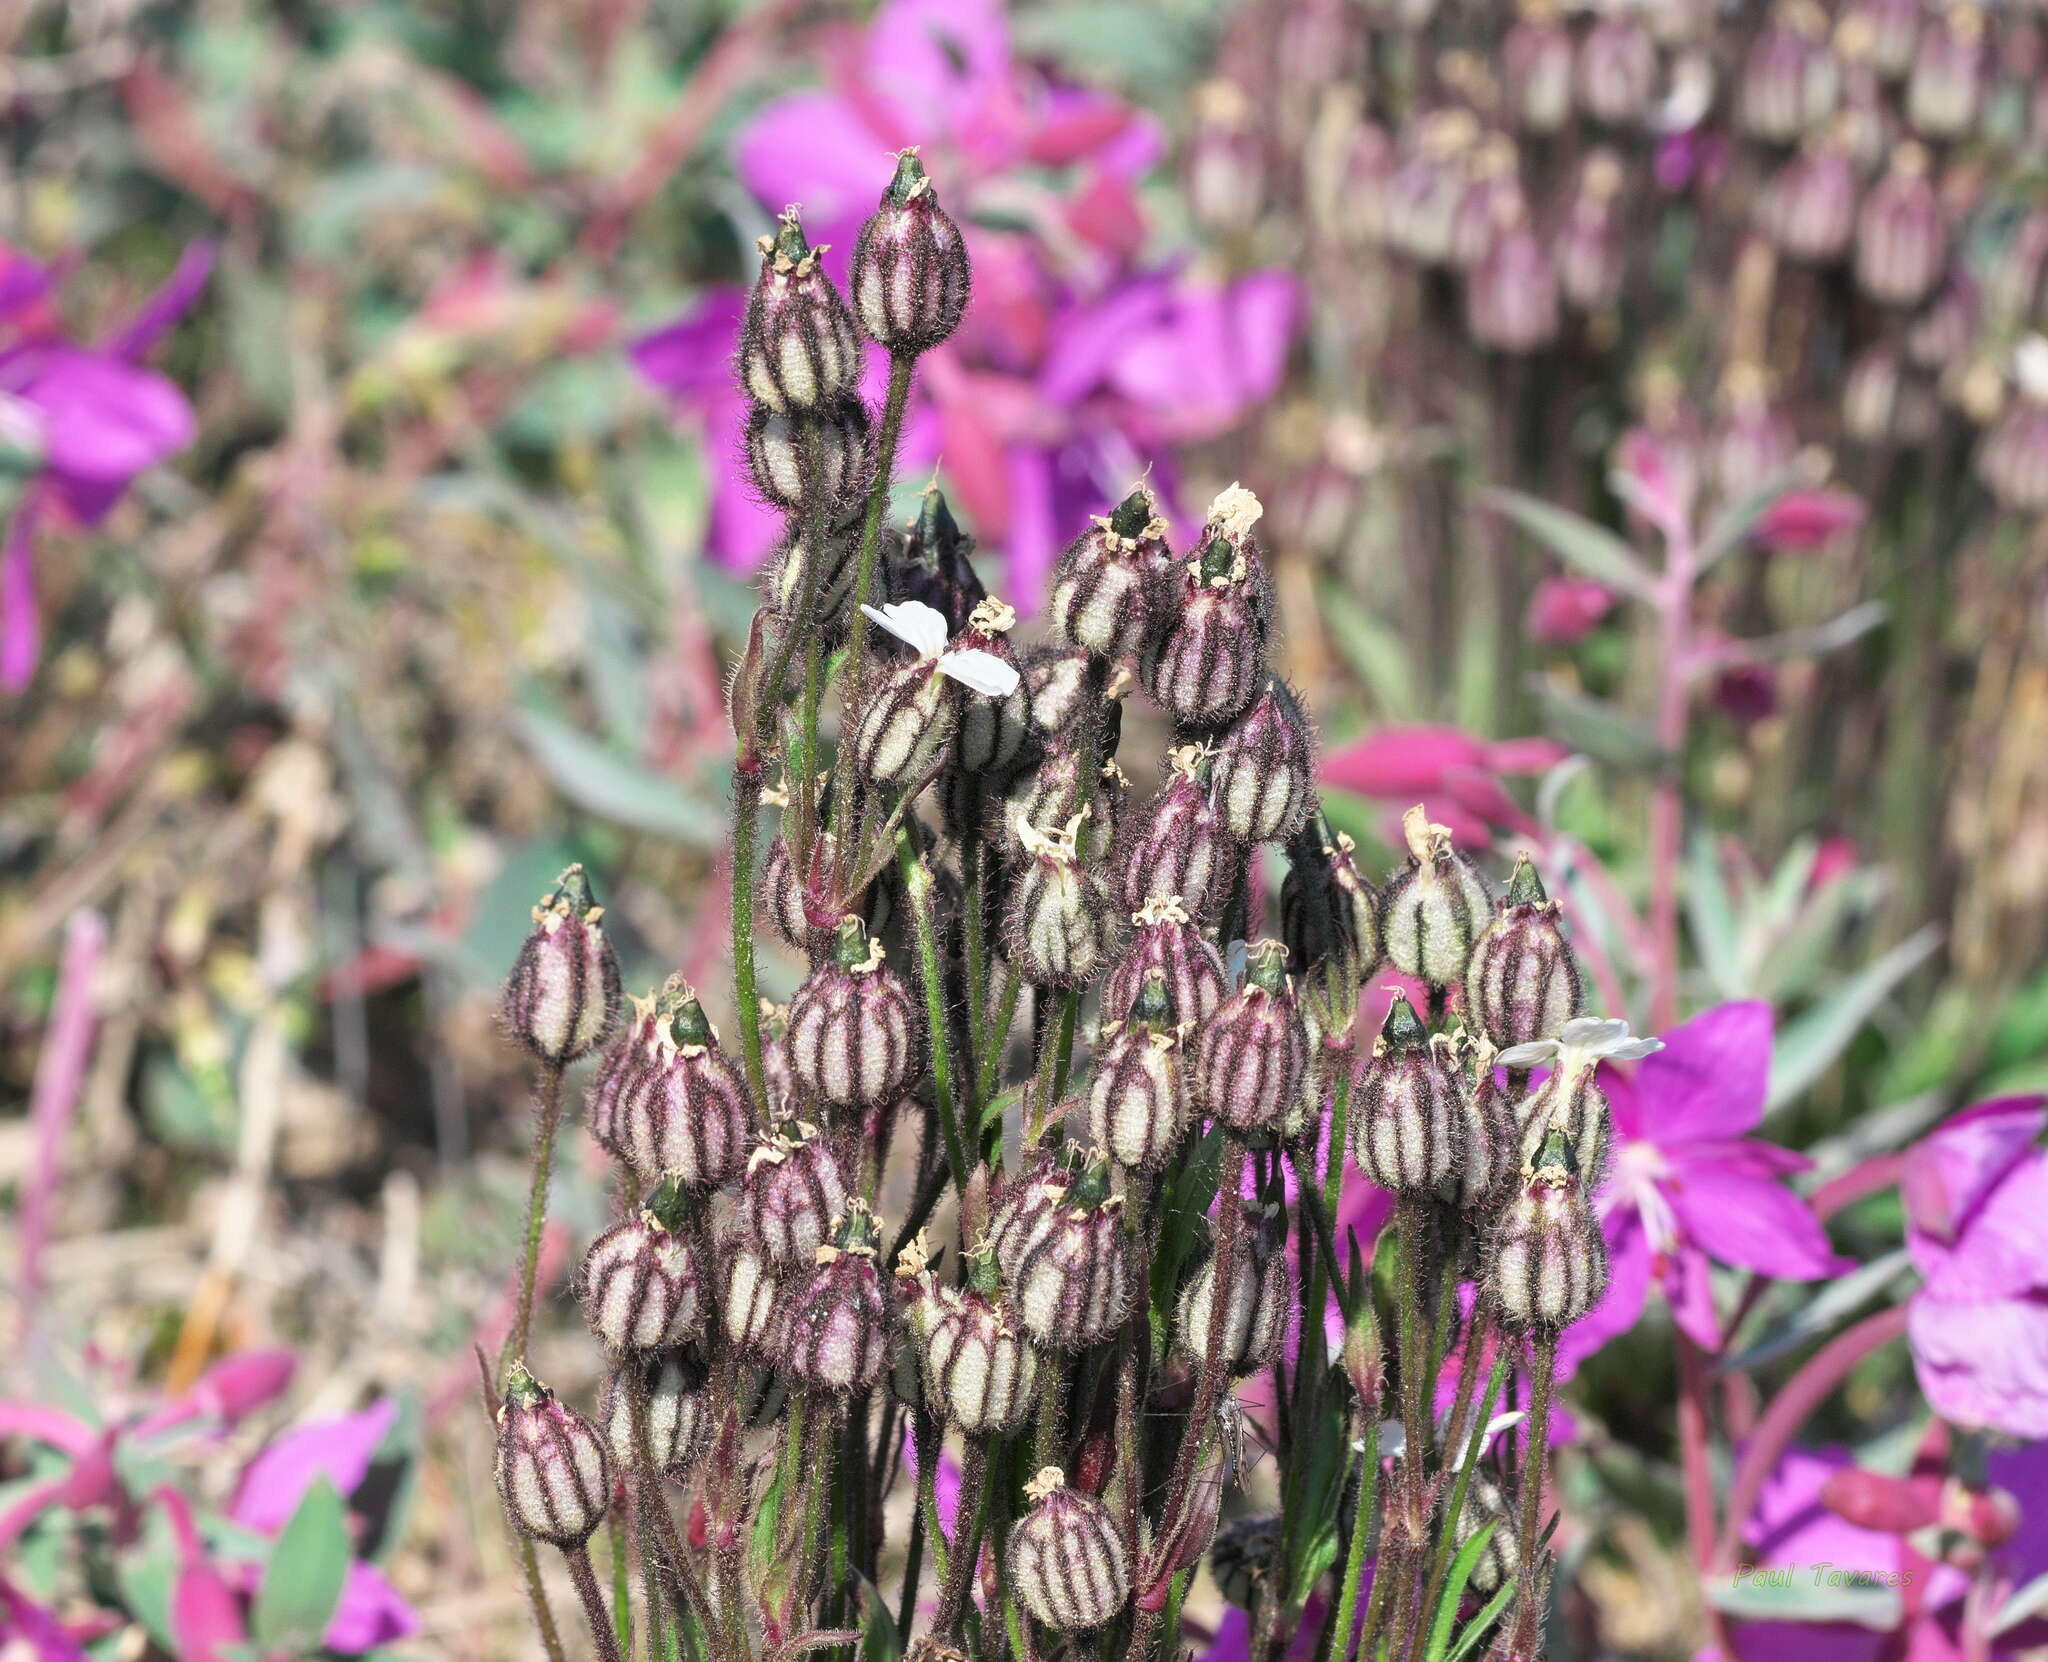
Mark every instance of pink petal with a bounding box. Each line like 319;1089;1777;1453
0;1576;89;1659
628;290;745;401
325;1561;421;1654
1909;1295;2048;1439
864;0;1013;139
13;348;194;489
1663;1242;1723;1350
1901;1096;2047;1258
1746;1446;1904;1574
231;1399;397;1533
1105;272;1300;442
1481;736;1573;776
1632;999;1773;1143
191;1349;298;1425
1667;1162;1843;1280
734;94;885;268
104;240;216;363
1525;576;1616;644
1916;1151;2048;1304
1319;725;1487;798
0;1400;96;1456
1752;488;1867;554
1558;1208;1651;1372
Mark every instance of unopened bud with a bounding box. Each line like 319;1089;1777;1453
1116;747;1238;923
901;1246;1041;1435
1576;15;1658;125
503;865;621;1066
1352;991;1461;1191
1489;1129;1607;1330
744;399;871;514
990;1152;1135;1351
1210;677;1315;843
788;918;922;1110
1380;807;1491;986
580;1176;708;1354
1465;857;1583;1050
1087;971;1193;1171
1175;1202;1291;1375
1049;485;1174;662
850;151;972;353
1102;895;1228;1024
495;1365;612;1547
588;979;753;1188
1197;942;1310;1137
741;207;861;413
600;1352;710;1476
784;1204;890;1393
1855;147;1946;308
1738;5;1840;142
1454;1476;1524;1595
737;1124;849;1264
1007;1469;1132;1632
1005;815;1118;988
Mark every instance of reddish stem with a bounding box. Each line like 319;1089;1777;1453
1675;1333;1732;1658
19;910;105;1336
1711;1305;1911;1570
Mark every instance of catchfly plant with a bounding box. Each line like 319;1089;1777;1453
488;150;1680;1662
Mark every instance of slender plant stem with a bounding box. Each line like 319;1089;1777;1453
1675;1332;1732;1659
1419;1343;1513;1629
898;832;968;1194
975;965;1024;1116
1510;1328;1561;1646
502;1062;565;1384
1032;1359;1068;1470
963;818;989;1061
517;1537;570;1662
566;1543;627;1662
627;1367;672;1662
1328;1418;1381;1662
896;1491;927;1642
607;1509;632;1661
1393;1196;1432;1529
934;1438;992;1641
731;783;771;1116
830;351;917;897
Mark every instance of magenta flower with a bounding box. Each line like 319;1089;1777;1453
1576;1001;1846;1359
629;0;1298;597
1902;1095;2048;1438
0;241;210;690
1318;723;1566;845
1525;574;1617;645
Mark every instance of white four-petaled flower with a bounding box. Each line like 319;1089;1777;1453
860;599;1021;698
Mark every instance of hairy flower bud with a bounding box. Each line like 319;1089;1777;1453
1467;203;1559;354
1175;1202;1290;1374
589;980;753;1188
744;399;870;514
495;1365;612;1548
1198;942;1310;1137
1905;5;1984;138
1116;746;1238;923
737;1124;849;1264
723;1243;786;1358
1143;486;1274;728
1007;1468;1132;1632
883;483;986;634
784;1203;890;1393
1087;970;1193;1171
990;1152;1136;1350
600;1352;709;1477
580;1176;708;1355
1352;991;1461;1191
1281;815;1382;986
1760;140;1858;265
504;864;621;1065
1455;1475;1524;1595
788;918;922;1110
1557;152;1628;311
1102;895;1228;1024
1452;1033;1519;1212
1504;1;1575;132
1380;807;1492;986
767;519;862;636
1576;15;1658;126
897;1239;1041;1435
1465;857;1583;1050
1004;816;1117;988
1856;146;1946;308
853;655;959;790
1049;485;1173;662
1739;4;1839;142
1489;1128;1608;1330
1210;677;1315;843
741;208;861;413
850;150;971;353
1500;1016;1662;1191
953;597;1030;776
1004;737;1126;863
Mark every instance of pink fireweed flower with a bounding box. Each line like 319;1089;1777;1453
1902;1095;2048;1438
0;241;210;690
1571;1000;1846;1357
628;0;1298;595
1525;575;1616;645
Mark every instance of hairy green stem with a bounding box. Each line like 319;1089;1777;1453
1419;1340;1513;1631
934;1438;992;1641
1510;1329;1562;1647
975;965;1024;1117
502;1062;565;1384
1328;1419;1381;1662
898;831;968;1194
565;1543;627;1662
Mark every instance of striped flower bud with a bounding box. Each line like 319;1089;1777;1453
1143;485;1273;729
1102;895;1227;1024
1008;1468;1132;1632
1049;485;1173;662
784;1203;890;1393
1116;746;1238;923
1738;3;1839;142
1210;677;1314;843
896;1237;1041;1436
1380;807;1491;987
1005;736;1127;864
953;598;1030;776
1087;969;1193;1171
1504;0;1574;132
1558;151;1628;311
1452;1032;1519;1213
1489;1128;1607;1330
1759;139;1858;265
1465;856;1583;1050
740;208;861;413
759;827;847;951
495;1365;611;1548
850;150;971;353
788;918;922;1110
1175;1201;1290;1375
1281;815;1382;986
580;1177;707;1356
886;484;987;635
1575;13;1657;126
503;864;621;1065
1198;942;1309;1138
737;1123;849;1264
1384;111;1474;266
1351;991;1461;1192
1905;4;1984;138
1004;815;1117;989
1467;203;1560;355
599;1352;709;1477
1845;0;1921;78
1500;1015;1663;1191
853;599;1024;788
1454;1475;1523;1595
767;519;862;636
722;1242;786;1358
744;398;870;515
589;980;753;1188
1855;146;1946;307
990;1152;1135;1350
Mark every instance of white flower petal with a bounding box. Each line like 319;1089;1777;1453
861;600;949;660
1605;1038;1665;1061
1559;1016;1632;1050
936;647;1021;698
1495;1040;1560;1070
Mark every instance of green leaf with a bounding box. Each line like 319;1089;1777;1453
1323;587;1420;721
1483;488;1657;603
1442;1572;1520;1662
1718;1249;1913;1374
1697;470;1798;572
1530;682;1668;773
116;1535;179;1653
1708;1571;1900;1628
1684;834;1743;1001
1767;927;1942;1112
1426;1522;1498;1662
516;700;723;846
1282;1367;1350;1606
856;1570;905;1662
253;1477;352;1654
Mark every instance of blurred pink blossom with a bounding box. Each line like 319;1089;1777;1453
1752;487;1867;553
1526;574;1617;644
1319;724;1565;845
